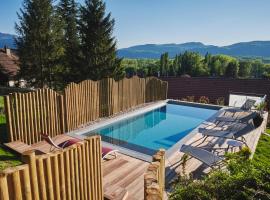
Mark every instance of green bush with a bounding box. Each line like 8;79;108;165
170;150;270;200
216;97;225;106
198;96;210;104
186;96;195;102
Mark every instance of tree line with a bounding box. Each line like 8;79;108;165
122;52;270;79
16;0;123;89
14;0;270;90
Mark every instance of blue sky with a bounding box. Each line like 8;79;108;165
0;0;270;48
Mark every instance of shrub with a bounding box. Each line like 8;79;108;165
186;96;195;102
216;97;225;106
170;149;270;200
198;96;209;104
256;102;267;112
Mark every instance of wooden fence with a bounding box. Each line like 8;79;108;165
4;89;64;144
144;149;165;200
0;136;103;200
4;77;168;144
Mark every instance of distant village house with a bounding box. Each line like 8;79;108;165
0;46;26;87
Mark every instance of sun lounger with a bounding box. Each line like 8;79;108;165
102;146;119;160
215;111;257;123
5;134;82;154
6;133;119;160
180;144;225;168
224;99;256;114
198;122;247;135
41;133;118;159
40;133;81;151
197;122;255;146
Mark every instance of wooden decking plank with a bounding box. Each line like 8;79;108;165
124;167;147;199
103;158;129;176
103;154;148;200
103;159;142;187
104;185;128;200
119;162;148;188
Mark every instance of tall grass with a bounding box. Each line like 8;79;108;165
253;129;270;166
0;96;6;124
0;96;7;142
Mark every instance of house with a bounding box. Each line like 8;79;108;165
0;46;22;87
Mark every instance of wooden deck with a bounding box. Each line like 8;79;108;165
5;134;77;154
103;153;149;200
5;109;267;200
102;110;268;199
165;111;268;180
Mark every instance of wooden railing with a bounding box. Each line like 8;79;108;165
144;149;166;200
0;136;103;200
4;77;168;144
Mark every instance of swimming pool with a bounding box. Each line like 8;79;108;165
83;102;219;156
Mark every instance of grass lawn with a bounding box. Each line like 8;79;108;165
0;96;5;124
0;96;3;107
0;146;22;171
0;96;7;142
0;96;21;171
253;128;270;166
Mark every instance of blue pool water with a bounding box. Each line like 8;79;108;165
84;103;218;155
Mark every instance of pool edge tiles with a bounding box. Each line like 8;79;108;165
69;100;224;162
68;100;167;136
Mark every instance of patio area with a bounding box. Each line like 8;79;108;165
166;111;268;180
2;94;268;200
102;109;268;200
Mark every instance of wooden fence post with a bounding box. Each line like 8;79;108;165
0;173;9;200
144;149;166;200
22;150;40;200
21;166;32;200
153;149;165;194
144;163;162;200
59;95;66;133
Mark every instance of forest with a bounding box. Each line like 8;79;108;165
121;52;270;79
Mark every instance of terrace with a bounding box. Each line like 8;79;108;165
0;77;268;200
99;102;268;199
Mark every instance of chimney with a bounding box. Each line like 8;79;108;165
4;45;11;56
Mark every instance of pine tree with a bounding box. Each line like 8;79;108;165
170;55;178;76
15;0;64;88
177;54;182;75
160;52;169;76
160;54;164;76
225;60;239;78
164;52;169;76
78;0;123;80
57;0;80;83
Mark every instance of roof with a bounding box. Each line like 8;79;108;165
0;48;19;78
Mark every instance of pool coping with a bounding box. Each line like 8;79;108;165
67;100;167;136
68;99;226;162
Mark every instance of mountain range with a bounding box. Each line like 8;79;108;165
0;32;16;49
117;41;270;59
1;32;270;59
